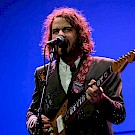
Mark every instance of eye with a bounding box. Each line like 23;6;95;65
52;29;59;34
63;27;72;32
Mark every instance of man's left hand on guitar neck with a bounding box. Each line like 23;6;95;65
86;79;106;105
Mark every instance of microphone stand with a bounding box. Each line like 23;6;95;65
33;48;55;135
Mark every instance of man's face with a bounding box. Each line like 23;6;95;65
51;17;78;56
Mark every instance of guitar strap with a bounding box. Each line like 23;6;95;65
65;55;93;124
72;55;93;94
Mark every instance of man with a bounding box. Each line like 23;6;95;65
26;7;126;135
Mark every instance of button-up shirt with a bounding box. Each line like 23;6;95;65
59;57;80;93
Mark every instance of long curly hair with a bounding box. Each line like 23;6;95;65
40;7;95;58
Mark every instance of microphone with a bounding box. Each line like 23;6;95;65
46;36;65;46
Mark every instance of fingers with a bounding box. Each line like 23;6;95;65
86;79;104;104
86;86;103;97
86;90;103;104
41;115;50;123
87;80;99;96
41;115;51;133
88;79;96;86
87;79;103;96
42;128;49;133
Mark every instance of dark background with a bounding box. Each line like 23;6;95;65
0;0;135;134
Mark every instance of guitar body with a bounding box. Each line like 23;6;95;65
50;100;68;135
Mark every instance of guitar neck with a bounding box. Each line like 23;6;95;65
95;66;113;87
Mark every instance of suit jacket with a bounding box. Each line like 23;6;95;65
26;56;126;135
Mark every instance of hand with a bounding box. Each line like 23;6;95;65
86;79;105;104
41;115;52;133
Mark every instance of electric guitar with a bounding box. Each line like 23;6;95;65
49;50;135;135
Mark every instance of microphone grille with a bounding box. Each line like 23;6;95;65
57;36;65;42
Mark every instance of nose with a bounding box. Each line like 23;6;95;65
58;30;65;37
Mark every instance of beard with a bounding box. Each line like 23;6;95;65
60;38;79;57
53;37;81;62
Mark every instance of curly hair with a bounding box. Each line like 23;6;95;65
40;7;95;58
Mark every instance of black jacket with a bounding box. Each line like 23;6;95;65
26;56;126;135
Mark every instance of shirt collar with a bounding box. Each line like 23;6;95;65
59;57;81;68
